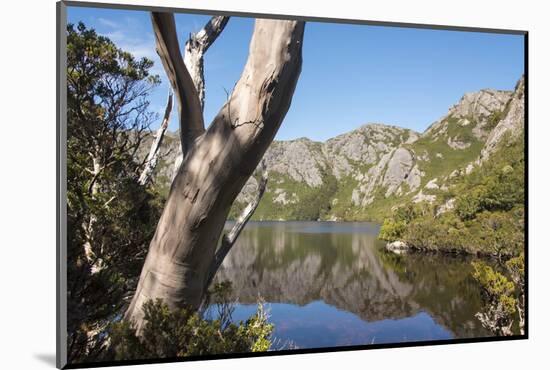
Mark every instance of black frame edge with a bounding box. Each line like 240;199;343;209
523;32;529;339
64;335;528;369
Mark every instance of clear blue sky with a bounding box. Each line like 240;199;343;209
68;6;525;141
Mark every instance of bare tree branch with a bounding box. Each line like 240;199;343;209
172;16;230;179
151;12;205;156
184;16;229;110
138;90;173;186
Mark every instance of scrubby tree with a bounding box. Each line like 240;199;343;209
505;253;525;334
66;22;163;362
472;254;525;336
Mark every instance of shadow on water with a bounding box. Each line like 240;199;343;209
215;221;493;349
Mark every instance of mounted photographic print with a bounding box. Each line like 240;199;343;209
56;1;528;368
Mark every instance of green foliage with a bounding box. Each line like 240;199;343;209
379;203;431;241
454;164;523;222
110;298;273;360
378;131;524;257
506;253;525;287
66;22;164;363
378;219;406;241
472;261;516;316
471;258;524;336
486;110;504;130
455;186;486;220
67;22;159;89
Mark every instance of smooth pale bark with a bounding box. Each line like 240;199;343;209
184;16;229;110
151;12;205;156
125;16;305;331
138;91;173;186
203;161;268;295
173;16;229;178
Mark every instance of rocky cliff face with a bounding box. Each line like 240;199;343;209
479;76;525;162
148;76;525;221
425;88;512;141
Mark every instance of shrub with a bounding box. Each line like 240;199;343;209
378;219;406;241
471;256;524;336
110;298;273;360
486;110;504;130
455;186;486;220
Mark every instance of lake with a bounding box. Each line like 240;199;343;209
211;221;491;349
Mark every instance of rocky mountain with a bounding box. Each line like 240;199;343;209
147;76;525;222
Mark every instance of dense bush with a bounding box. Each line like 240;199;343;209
471;253;525;336
378;219;407;241
110;298;273;360
471;261;517;335
455;186;486;220
379;203;432;242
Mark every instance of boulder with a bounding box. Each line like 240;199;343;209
385;240;410;254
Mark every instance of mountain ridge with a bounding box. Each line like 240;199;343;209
144;76;524;222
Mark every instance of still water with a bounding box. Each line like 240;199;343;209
212;221;491;349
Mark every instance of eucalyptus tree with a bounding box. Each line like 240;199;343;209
125;12;305;331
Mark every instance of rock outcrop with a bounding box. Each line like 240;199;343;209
263;138;327;187
479;76;525;162
426;89;512;140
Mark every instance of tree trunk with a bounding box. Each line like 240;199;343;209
125;14;305;331
202;161;268;296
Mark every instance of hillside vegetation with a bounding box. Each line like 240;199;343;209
379;132;524;257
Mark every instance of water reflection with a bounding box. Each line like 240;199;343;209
214;221;490;348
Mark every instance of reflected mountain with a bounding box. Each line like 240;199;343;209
214;222;491;346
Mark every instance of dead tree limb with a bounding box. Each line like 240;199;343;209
138;91;173;186
173;15;230;178
184;15;229;110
